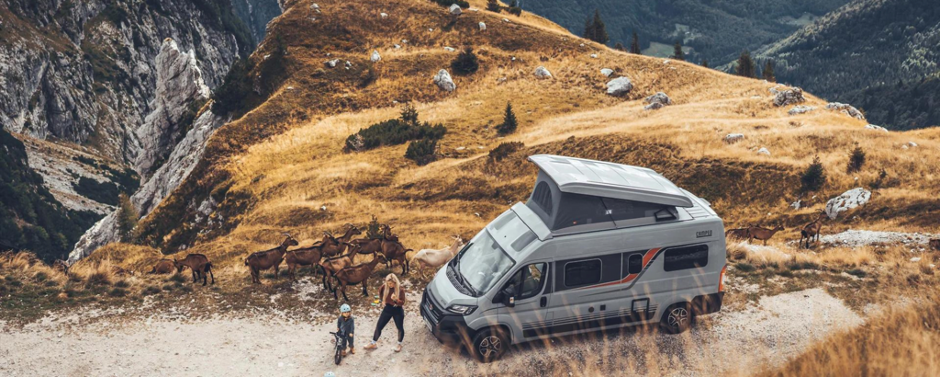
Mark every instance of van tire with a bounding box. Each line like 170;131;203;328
471;328;508;363
660;303;692;334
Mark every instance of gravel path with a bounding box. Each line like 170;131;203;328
0;288;863;376
818;230;938;248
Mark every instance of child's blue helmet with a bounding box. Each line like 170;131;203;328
340;304;351;313
324;372;336;377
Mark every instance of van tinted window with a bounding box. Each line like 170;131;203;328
532;181;553;216
563;259;602;287
623;253;643;275
663;245;708;272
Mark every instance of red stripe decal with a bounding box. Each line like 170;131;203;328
577;247;661;290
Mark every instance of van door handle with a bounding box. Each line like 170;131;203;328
540;297;547;307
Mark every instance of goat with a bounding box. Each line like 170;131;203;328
930;238;940;251
799;212;828;249
410;235;464;278
319;249;357;291
284;243;326;282
725;228;750;240
245;234;298;284
331;253;387;301
173;254;214;285
322;225;362;257
149;259;175;274
746;225;785;245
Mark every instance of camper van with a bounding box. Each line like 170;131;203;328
420;155;727;362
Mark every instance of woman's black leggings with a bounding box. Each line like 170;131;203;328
373;304;405;342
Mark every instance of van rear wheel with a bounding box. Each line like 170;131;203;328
660;303;692;334
471;328;508;363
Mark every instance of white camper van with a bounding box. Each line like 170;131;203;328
420;155;727;362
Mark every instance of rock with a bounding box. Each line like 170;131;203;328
902;141;917;149
756;147;771;155
449;4;462;15
380;12;388;19
864;124;888;132
590;54;598;58
600;68;614;77
644;92;672;109
790;200;801;210
370;50;381;62
825;187;871;219
579;43;585;47
324;59;339;68
724;134;744;144
310;3;319;9
773;87;805;107
479;22;486;30
345;61;352;67
826;102;865;120
433;69;456;92
605;77;632;96
444;47;456;52
663;59;670;64
502;18;510;23
788;105;815;115
534;66;553;79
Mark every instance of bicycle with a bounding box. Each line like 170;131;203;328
329;332;345;365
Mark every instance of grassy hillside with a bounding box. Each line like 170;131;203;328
520;0;850;62
757;0;939;130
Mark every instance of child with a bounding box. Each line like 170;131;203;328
337;303;355;356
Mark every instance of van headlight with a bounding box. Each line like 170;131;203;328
447;304;477;315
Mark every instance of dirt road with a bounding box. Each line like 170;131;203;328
0;282;863;377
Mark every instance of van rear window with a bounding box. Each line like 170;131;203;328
563;259;602;287
663;245;709;272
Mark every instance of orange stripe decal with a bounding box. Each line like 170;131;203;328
577;247;661;290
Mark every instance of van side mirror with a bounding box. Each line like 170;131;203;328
501;286;516;308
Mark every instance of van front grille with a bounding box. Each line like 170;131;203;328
423;290;445;322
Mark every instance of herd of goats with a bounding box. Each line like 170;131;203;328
145;224;465;301
724;211;828;248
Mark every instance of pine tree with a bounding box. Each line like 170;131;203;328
450;47;479;75
672;41;684;61
701;59;709;68
735;50;756;78
762;60;776;82
614;42;625;51
486;0;501;12
583;10;609;44
629;30;641;54
400;103;418;124
116;193;138;241
497;102;518;135
800;155;827;193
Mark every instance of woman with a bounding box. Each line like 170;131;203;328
364;273;406;352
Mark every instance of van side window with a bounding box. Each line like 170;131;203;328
622;253;643;275
503;263;547;300
532;181;553;216
563;259;602;288
663;245;709;272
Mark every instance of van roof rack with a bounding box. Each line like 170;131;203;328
527;154;694;208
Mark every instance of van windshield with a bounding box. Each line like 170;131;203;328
457;231;515;295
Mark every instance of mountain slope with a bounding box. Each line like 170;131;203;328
755;0;939;130
73;0;938;265
521;0;850;62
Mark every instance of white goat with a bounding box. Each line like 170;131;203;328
410;236;464;278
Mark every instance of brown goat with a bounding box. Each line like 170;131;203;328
746;225;785;245
322;225;362;257
799;212;829;249
331;253;387;301
284;244;326;282
245;234;298;284
150;259;175;274
725;228;750;240
173;254;214;285
319;249;357;291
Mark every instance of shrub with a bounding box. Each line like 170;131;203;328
116;193;138;241
450;47;479;75
496;102;518;135
489;142;524;161
507;5;522;16
114;280;130;288
109;288;127;297
800;155;827;193
345;106;447;151
734;262;756;273
85;271;111;287
486;0;501;12
846;144;866;173
365;215;383;239
143;286;162;296
72;177;120;206
168;274;186;283
405;139;438;166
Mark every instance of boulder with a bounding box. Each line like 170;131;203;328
380;12;388;19
393;44;401;49
590;54;598;58
433;69;456;92
788;105;815;115
370;50;381;62
772;87;805;107
444;46;456;52
605;77;632;96
479;22;486;30
310;3;319;9
825;187;871;219
534;66;552;79
826;102;865;120
449;4;462;15
600;68;614;77
724;134;744;144
324;59;339;68
502;18;510;23
864;124;888;132
902;141;917;149
757;147;771;155
644;92;672;109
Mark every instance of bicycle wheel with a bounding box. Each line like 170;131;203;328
334;346;342;365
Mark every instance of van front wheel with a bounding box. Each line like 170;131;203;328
660;303;692;334
472;328;508;363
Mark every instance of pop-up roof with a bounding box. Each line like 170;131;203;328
527;155;693;208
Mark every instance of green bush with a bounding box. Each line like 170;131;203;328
109;288;127;297
72;177;120;206
486;0;501;12
405;139;438;166
496;102;518;135
489;141;524;162
846;144;866;173
800;155;827;193
345;105;446;151
507;6;522;16
451;47;479;75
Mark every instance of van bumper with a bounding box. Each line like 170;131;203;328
420;291;472;346
692;292;724;315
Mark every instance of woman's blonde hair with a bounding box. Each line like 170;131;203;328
385;273;400;302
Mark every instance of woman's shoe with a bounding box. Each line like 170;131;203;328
364;342;378;350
